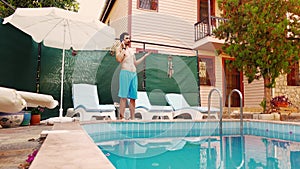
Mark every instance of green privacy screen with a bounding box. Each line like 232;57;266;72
39;48;120;119
0;19;199;118
40;51;199;118
0;19;37;92
143;54;199;106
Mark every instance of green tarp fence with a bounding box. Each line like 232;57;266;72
0;19;199;119
142;53;199;106
0;18;37;92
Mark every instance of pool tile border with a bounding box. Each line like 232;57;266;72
83;119;300;143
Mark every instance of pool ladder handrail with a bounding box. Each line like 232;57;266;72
228;89;245;169
207;88;224;169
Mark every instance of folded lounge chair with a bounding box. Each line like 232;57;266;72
0;87;27;113
133;91;173;120
66;84;116;121
165;93;219;120
16;91;58;109
0;87;59;113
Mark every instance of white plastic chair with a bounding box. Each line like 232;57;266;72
165;93;219;120
66;84;116;121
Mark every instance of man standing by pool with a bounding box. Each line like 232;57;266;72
116;32;151;120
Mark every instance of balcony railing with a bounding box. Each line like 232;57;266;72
194;16;227;41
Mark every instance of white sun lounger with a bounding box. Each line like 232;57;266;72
67;84;116;121
133;91;173;120
165;93;219;120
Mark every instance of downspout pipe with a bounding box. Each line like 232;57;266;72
208;0;211;35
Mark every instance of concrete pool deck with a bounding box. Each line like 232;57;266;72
1;113;300;169
0;124;53;169
29;121;115;169
0;121;115;169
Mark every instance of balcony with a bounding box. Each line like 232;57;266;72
193;16;227;51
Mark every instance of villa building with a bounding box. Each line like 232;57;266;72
99;0;299;109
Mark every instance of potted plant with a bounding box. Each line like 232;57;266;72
270;95;291;108
260;98;267;113
255;98;280;120
30;107;44;125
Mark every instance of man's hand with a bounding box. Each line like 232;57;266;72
120;41;126;49
144;51;152;57
116;42;126;63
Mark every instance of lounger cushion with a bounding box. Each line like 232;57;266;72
165;93;190;111
189;106;220;113
136;92;173;112
72;84;115;111
0;87;26;113
16;91;58;109
166;93;220;113
135;92;152;110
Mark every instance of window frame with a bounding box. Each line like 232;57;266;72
198;55;215;86
287;60;300;86
137;0;158;11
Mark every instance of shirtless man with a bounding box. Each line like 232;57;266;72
116;32;151;120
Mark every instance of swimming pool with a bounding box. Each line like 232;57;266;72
83;120;300;169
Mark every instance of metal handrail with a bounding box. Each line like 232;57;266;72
208;88;223;120
228;89;245;169
207;88;223;168
228;89;243;135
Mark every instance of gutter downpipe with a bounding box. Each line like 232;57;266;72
100;0;113;22
208;0;211;35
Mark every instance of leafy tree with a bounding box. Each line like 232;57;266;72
0;0;79;18
215;0;300;112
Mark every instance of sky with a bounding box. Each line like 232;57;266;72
76;0;105;19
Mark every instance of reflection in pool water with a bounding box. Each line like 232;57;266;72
83;121;300;169
97;136;300;169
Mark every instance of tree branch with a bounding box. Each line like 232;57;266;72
0;0;15;11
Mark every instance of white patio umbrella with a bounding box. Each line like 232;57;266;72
3;7;115;122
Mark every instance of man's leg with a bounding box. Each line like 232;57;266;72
119;98;127;119
129;99;136;120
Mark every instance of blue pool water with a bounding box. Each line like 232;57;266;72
83;121;300;169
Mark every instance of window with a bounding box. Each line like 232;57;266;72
199;56;215;86
200;0;208;22
199;0;215;22
138;0;158;11
287;60;300;86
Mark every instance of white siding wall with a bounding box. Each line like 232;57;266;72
130;0;197;56
107;0;129;38
243;76;264;107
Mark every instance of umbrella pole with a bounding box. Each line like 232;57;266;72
59;23;67;118
59;48;65;118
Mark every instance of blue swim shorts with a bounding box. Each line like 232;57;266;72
118;70;138;99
